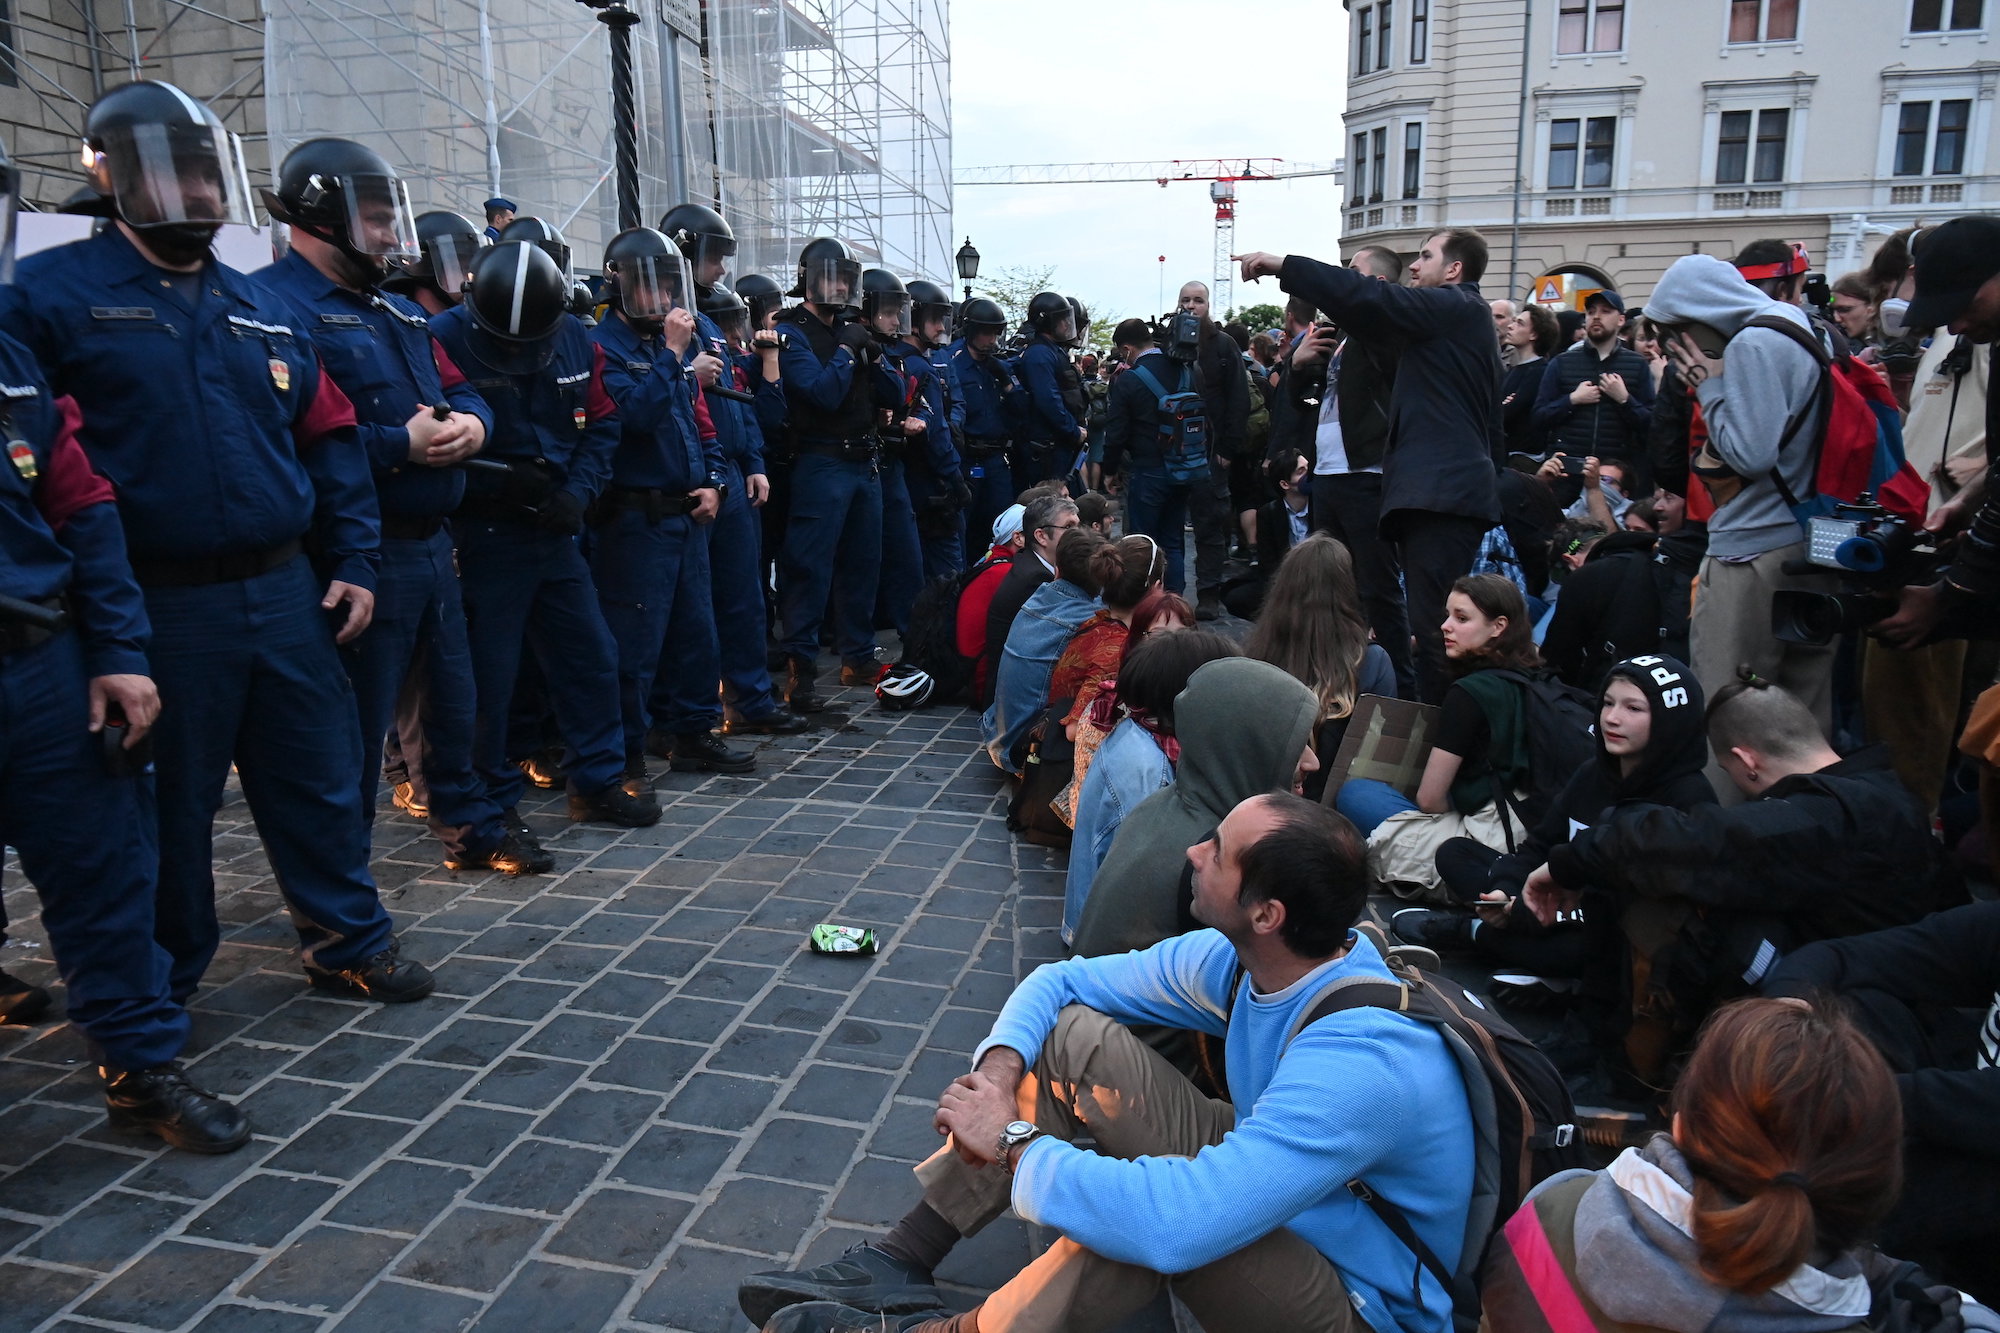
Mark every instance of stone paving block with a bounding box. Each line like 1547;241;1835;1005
849;979;949;1025
477;1259;630;1333
323;1159;472;1234
569;970;675;1018
687;1176;827;1255
185;1172;342;1247
0;1261;97;1332
76;1239;260;1328
0;1101;97;1168
664;1072;779;1131
868;1099;946;1163
544;1187;693;1268
740;1117;865;1185
465;1055;590;1111
681;960;777;1003
633;1240;770;1333
636;996;741;1045
189;1303;331;1332
819;1018;924;1070
404;1106;535;1168
468;980;574;1022
706;1025;817;1078
532;1087;662;1148
393;1205;548;1292
119;1140;275;1204
559;910;655;948
265;1113;412;1180
342;1060;477;1121
594;1036;705;1094
782;1064;894;1122
0;1140;141;1217
238;1225;409;1310
828;1153;921;1227
617;937;713;979
19;1187;189;1271
469;1139;610;1214
651;907;745;943
416;1017;529;1067
284;1032;412;1085
609;1124;735;1195
330;1279;480;1332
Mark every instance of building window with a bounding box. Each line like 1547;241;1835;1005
1351;132;1368;204
1370;127;1388;203
1582;116;1615;187
1720;108;1790;182
1896;99;1973;175
1553;116;1617;189
1549;119;1580;189
1755;109;1790;180
1356;6;1375;75
1411;0;1430;62
1557;0;1625;53
1403;123;1423;198
1910;0;1985;31
1729;0;1799;41
1377;1;1394;72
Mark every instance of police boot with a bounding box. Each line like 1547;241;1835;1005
518;746;568;790
390;780;428;822
446;831;555;877
671;731;757;774
0;969;52;1025
622;747;655;798
785;655;827;714
305;939;437;1004
723;708;810;737
839;662;889;687
568;782;663;828
103;1062;251;1154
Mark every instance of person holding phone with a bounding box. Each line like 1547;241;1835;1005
1529;290;1655;487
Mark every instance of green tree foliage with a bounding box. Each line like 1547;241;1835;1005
1225;301;1285;331
973;264;1057;329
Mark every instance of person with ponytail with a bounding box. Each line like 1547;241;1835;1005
1046;533;1167;732
1481;997;1911;1333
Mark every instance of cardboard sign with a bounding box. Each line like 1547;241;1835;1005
1322;694;1442;806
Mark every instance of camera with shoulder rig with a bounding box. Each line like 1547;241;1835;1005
1772;495;1942;645
1154;307;1202;363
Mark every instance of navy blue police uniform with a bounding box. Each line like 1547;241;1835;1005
428;304;630;813
0;333;191;1067
588;311;725;759
0;227;400;1001
948;335;1018;564
874;341;938;633
255;251;508;864
1014;331;1085;485
888;339;967;581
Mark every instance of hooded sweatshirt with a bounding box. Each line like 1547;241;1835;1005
1645;255;1823;560
1481;1135;1877;1333
1072;658;1319;959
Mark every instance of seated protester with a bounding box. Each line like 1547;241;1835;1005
956;504;1026;709
1392;656;1714;1004
740;794;1476;1333
978;492;1079;710
1056;585;1196;825
1522;671;1946;1089
1063;629;1243;946
1220;448;1313;619
983;527;1106;774
1048;534;1166;734
1536;452;1635;530
1074;489;1114;535
1246;533;1398;802
1541;524;1679;690
1073;658;1320;963
1482;997;1910;1333
1765;902;2000;1302
1335;574;1557;903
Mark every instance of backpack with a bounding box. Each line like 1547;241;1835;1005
903;556;1003;706
1243;363;1272;458
1127;361;1212;485
1724;315;1930;526
1237;953;1587;1333
1485;669;1598;842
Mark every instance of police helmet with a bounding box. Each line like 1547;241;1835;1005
792;236;862;310
875;665;935;711
1027;290;1073;339
1067;297;1090;348
603;227;693;322
263;137;419;260
0;140;17;286
498;216;573;286
82;80;253;232
659;202;736;290
386;210;485;300
467;241;568;344
861;268;911;338
958;297;1007;339
905;278;953;333
733;273;786;329
699;280;751;344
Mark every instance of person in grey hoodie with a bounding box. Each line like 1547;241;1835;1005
1646;254;1837;753
1479;996;1967;1333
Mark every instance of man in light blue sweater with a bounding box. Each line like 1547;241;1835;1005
740;794;1476;1333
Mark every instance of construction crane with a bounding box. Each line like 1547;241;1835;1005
953;158;1343;314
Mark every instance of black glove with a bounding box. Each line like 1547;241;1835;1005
533;490;586;536
945;476;972;511
835;321;880;364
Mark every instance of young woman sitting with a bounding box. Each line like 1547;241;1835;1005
1246;533;1398;801
1048;534;1166;740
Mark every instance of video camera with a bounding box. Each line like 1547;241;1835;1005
1154;307;1202;363
1771;494;1938;645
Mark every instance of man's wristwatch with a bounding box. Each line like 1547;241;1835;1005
997;1120;1043;1174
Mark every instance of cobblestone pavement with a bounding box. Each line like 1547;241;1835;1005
0;683;1095;1333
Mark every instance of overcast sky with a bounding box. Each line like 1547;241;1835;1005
950;0;1350;324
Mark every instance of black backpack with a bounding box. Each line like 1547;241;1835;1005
902;556;1003;706
1486;669;1597;840
1248;955;1586;1333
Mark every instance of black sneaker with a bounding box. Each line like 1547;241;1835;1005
739;1243;943;1326
1391;907;1475;952
0;970;52;1025
568;783;662;828
764;1304;959;1333
446;832;555;877
391;780;429;821
518;747;567;789
305;941;436;1003
671;731;756;774
724;709;810;736
103;1062;252;1154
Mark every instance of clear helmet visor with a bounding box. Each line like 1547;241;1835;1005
0;165;16;286
804;256;862;309
869;292;912;339
96;120;252;228
711;306;751;345
419;231;483;294
341;173;420;258
610;250;694;319
684;232;735;287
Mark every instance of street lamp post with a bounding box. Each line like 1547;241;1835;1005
955;238;980;303
579;0;642;234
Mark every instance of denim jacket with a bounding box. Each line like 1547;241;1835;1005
1063;717;1174;944
981;578;1100;772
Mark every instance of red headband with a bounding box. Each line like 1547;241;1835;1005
1736;243;1810;281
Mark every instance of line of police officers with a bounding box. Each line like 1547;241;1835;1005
0;79;1099;1154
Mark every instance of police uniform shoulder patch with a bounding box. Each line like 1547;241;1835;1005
573;407;587;430
90;307;155;320
319;313;367;327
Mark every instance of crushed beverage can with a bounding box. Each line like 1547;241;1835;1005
808;923;879;955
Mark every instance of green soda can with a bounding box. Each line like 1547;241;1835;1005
809;923;879;955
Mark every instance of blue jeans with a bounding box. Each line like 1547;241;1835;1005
778;452;884;669
1123;466;1191;595
590;505;720;750
1335;777;1419;837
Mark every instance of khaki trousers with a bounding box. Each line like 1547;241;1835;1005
1861;635;1967;812
913;1005;1360;1333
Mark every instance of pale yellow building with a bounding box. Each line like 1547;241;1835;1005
1341;0;1997;304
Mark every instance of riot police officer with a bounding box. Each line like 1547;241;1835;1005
660;205;804;738
890;278;968;581
588;228;753;779
772;237;900;710
1016;289;1087;486
382;209;485;315
861;268;925;640
0;137;248;1149
0;81;433;1005
255;138;545;877
949;297;1020;563
430;242;660;827
735;271;793;631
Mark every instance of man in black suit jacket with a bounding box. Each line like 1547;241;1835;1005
977;491;1078;706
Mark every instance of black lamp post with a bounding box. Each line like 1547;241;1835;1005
579;0;642;233
955;237;980;303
